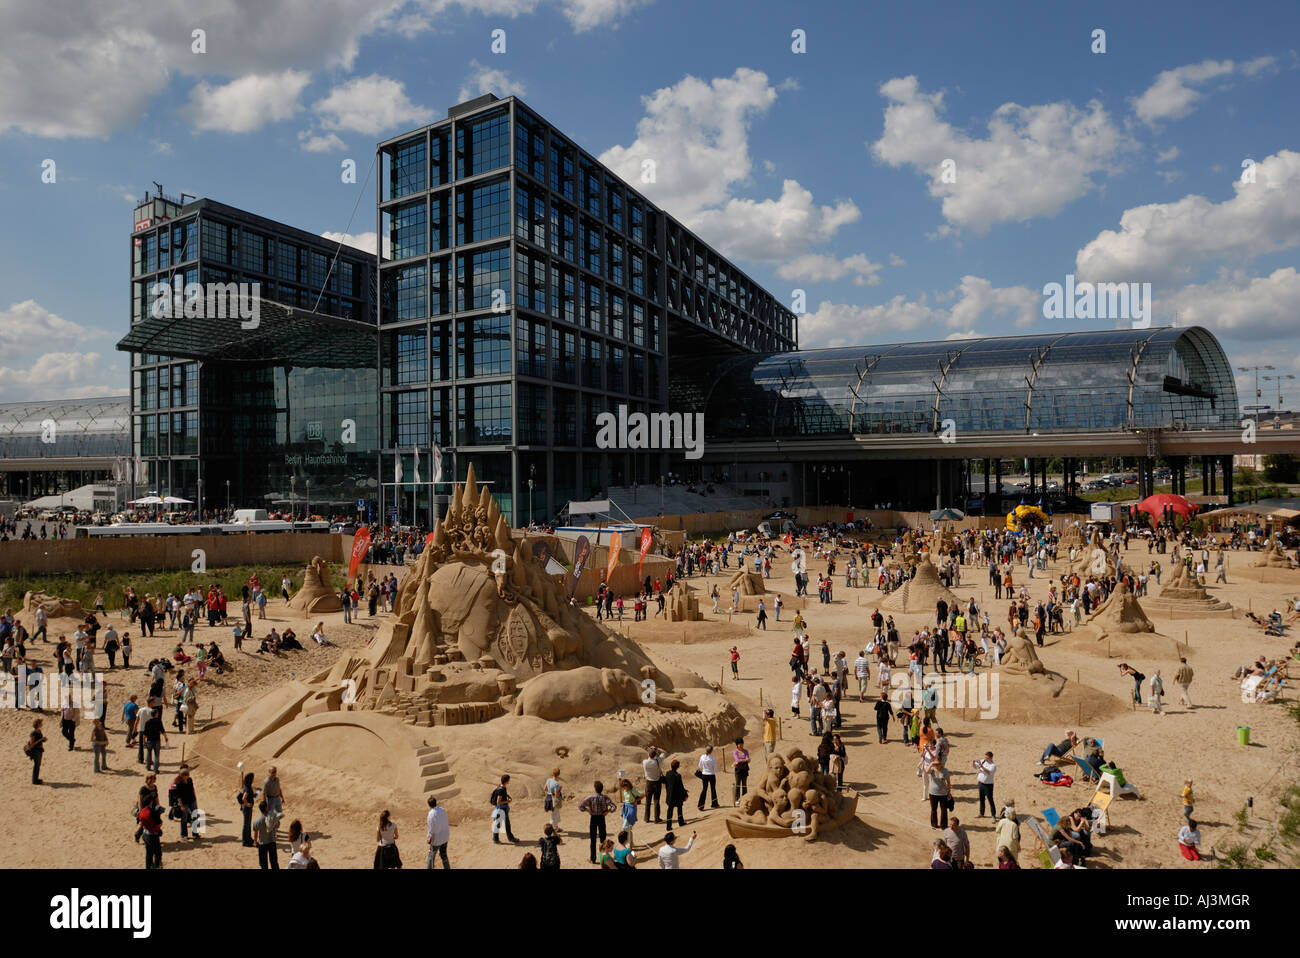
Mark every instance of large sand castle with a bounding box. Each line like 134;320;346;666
878;557;960;614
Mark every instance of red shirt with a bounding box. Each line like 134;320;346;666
137;806;162;835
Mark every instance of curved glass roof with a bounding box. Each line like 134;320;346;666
677;326;1239;441
0;396;131;459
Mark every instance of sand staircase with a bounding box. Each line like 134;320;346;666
416;744;458;798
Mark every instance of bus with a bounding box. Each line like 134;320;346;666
74;520;331;539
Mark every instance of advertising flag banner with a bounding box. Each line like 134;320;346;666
637;526;653;577
431;443;443;485
348;527;372;585
569;535;591;598
394;444;403;484
606;531;622;584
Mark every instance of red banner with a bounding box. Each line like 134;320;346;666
569;535;591;598
424;530;436;548
605;531;622;585
348;527;372;585
637;527;653;578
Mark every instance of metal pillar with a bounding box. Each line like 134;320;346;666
1222;455;1234;504
983;458;991;515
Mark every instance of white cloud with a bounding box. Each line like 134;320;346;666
1075;150;1300;284
1132;57;1275;126
184;70;310;133
0;300;90;354
1156;146;1179;164
600;69;856;261
889;253;906;267
777;252;883;287
457;59;527;102
320;230;386;257
1160;267;1300;341
559;0;650;32
312;74;435;136
298;131;347;153
690;180;859;262
151;139;174;155
0;353;124;402
798;275;1039;348
870;75;1126;233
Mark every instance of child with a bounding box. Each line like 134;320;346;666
729;647;740;680
1181;779;1194;821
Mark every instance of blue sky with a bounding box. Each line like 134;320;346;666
1;0;1298;406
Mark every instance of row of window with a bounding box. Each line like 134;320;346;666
136;411;198;457
382;245;511;321
135;363;199;411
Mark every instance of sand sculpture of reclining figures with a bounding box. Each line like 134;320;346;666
22;591;84;620
228;463;721;746
286;556;343;614
1253;537;1295;569
998;627;1049;676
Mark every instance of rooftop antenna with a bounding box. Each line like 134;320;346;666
152;181;164;198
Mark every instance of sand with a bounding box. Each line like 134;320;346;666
3;547;1300;870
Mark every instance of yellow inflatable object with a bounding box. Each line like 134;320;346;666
1006;505;1049;530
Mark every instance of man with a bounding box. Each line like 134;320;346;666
943;816;971;868
170;764;199;840
1174;658;1194;708
874;693;894;744
696;746;719;810
809;678;827;735
1150;670;1165;714
854;650;871;701
426;795;450;869
657;830;696;869
90;717;110;772
252;799;280;869
138;786;164;869
642;746;665;823
974;751;996;817
761;709;778;754
921;683;938;725
141;700;166;773
262;766;285;816
662;759;688;829
489;773;518;843
33;604;48;643
134;697;153;762
577;781;616;864
26;718;46;784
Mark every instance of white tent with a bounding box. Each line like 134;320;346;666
162;496;193;504
130;495;164;505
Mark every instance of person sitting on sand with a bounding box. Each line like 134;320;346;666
206;642;228;674
173;645;192;666
279;628;305;652
258;633;280;655
311;624;331;647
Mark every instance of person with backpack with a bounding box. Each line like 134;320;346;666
24;717;46;784
253;799;281;869
490;774;518;844
137;786;164;869
538;823;563;869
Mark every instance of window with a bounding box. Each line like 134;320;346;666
629;351;644;397
457;314;511;378
552;266;576;325
387;137;426;199
430;387;450;445
430;129;450;187
609;292;625;340
430;323;450;381
430;191;451;251
582;278;602;330
384;330;427;386
384;263;427;323
184;363;199;406
430;256;452;316
515;317;548;379
609;240;624;287
457;178;509;245
242;232;265;273
581;394;602;446
141;233;157;274
630;301;645;346
172;220;198;265
515;182;546;247
553;389;577;446
310;250;329;291
550;138;575;199
517;382;548;445
515;112;546;180
456;108;509;178
582;335;602;388
394;390;427;448
458;383;512;445
515;250;547;314
551;327;575;383
581;164;601;216
278;243;299;282
630;200;644;246
200;220;228;263
608;183;623;232
582;219;601;275
607;344;625;393
630;252;644;296
456;245;510;312
386;200;427;261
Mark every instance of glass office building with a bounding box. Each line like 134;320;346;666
0;397;131;501
119;193;379;514
376;94;798;525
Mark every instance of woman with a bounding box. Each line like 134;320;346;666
238;772;257;847
816;732;833;776
926;760;952;830
538;823;563;869
930;838;953;869
288;819;311;858
120;631;132;670
1178;818;1202;861
731;738;750;805
997;845;1019;869
374;809;401;869
544;768;564;830
103;630;120;669
711;585;720;614
518;853;538;869
830;733;847;790
618;777;642;848
598;837;618;869
613;831;637;869
722;844;743;870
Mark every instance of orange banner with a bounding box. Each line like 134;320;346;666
637;526;653;578
347;527;372;585
606;531;622;584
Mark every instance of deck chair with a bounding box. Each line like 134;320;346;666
1040;807;1062;830
1100;771;1140;799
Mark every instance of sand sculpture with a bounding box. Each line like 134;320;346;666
1068;543;1119;579
1057;522;1086;552
22;591;83;620
286;556;343;614
228;464;737;741
729;569;766;596
1147;560;1232;612
998;627;1049;676
1253;537;1295;569
1084;580;1155;634
665;581;705;622
878;557;961;614
726;747;858;840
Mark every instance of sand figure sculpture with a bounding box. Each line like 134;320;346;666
728;569;767;597
22;591;83;620
1148;560;1232;612
665;581;704;622
878;556;961;615
998;627;1049;676
1085;580;1155;634
286;556;343;614
1253;537;1295;569
726;747;858;840
1068;543;1119;579
1057;522;1086;553
227;463;734;741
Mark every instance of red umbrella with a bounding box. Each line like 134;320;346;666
1136;493;1199;523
